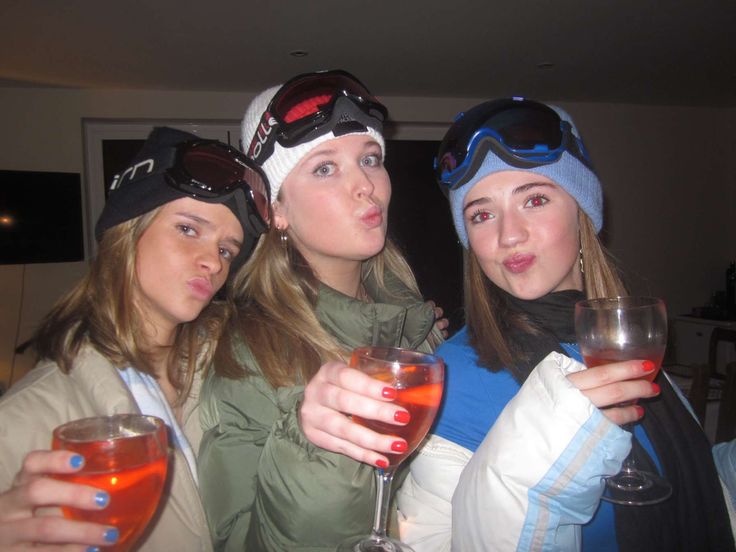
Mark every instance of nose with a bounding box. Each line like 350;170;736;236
352;165;376;199
497;209;528;248
198;244;224;275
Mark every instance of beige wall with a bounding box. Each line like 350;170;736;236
0;87;734;389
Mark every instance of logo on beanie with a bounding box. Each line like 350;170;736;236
248;112;278;162
109;159;155;191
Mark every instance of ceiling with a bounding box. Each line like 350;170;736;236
2;0;735;107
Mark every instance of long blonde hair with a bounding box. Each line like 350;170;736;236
33;209;224;405
464;211;626;371
212;225;438;388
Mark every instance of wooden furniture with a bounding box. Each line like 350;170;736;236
685;327;736;442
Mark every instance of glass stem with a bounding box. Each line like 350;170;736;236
372;467;396;537
620;422;638;472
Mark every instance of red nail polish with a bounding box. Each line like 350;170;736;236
391;441;408;452
634;405;645;418
381;387;397;400
375;459;389;469
651;382;660;394
642;360;656;372
394;410;411;424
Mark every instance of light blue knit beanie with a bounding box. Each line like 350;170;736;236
448;105;603;249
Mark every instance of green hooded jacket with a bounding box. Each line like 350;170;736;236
198;270;441;551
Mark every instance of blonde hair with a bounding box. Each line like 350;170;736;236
464;211;626;370
213;226;439;388
33;209;224;405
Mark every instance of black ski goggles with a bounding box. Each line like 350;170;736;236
435;98;594;192
246;69;388;163
167;140;270;232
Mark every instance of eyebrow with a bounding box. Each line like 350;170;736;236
305;138;382;160
175;211;243;249
462;181;556;214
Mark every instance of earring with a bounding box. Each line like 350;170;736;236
579;247;585;274
278;227;288;249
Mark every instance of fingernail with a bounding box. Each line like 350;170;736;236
394;410;411;424
381;387;397;400
391;440;408;452
95;491;110;508
651;382;660;394
642;360;656;372
87;547;101;552
104;528;119;543
69;454;84;469
634;405;645;418
375;459;389;469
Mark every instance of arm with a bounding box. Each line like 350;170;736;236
197;373;276;551
198;368;378;550
451;352;631;552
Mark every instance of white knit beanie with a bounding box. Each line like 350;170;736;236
241;85;386;203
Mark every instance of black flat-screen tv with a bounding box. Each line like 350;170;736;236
0;170;84;264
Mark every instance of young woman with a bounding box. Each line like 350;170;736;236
299;99;736;551
0;127;269;550
196;70;444;551
398;98;735;551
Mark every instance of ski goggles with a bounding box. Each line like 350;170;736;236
167;139;270;231
435;98;594;191
246;69;388;162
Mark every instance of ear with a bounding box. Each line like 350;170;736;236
272;200;289;231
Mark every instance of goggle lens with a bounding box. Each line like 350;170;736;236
436;99;591;190
270;71;377;124
174;141;270;225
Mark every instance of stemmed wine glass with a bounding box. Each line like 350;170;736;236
575;296;672;506
52;414;170;551
338;346;445;552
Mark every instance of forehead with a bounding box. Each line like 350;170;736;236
465;170;566;202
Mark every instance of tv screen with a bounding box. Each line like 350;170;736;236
0;170;84;264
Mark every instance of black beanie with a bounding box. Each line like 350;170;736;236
95;126;264;266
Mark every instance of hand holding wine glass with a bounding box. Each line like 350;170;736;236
52;414;169;551
575;296;671;506
0;449;118;548
338;347;444;552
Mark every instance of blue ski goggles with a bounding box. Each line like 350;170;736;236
435;98;594;192
246;69;388;163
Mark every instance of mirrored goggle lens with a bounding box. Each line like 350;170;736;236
181;143;270;224
270;71;377;125
436;100;564;182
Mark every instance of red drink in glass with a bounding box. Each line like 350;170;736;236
52;415;169;552
353;377;443;466
582;346;665;383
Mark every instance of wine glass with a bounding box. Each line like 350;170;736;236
338;346;445;552
575;296;672;506
52;414;169;551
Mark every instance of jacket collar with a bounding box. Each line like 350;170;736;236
314;269;436;352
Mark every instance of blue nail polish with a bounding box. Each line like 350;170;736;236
104;527;119;543
69;454;84;469
86;547;100;552
95;491;109;508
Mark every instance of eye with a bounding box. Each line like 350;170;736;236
525;194;549;208
177;224;197;237
361;153;382;168
469;209;494;224
313;162;335;177
219;246;235;261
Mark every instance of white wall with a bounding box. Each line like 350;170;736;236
0;86;734;388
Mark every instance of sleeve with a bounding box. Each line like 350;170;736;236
713;440;736;541
198;370;377;551
397;435;471;552
451;352;632;552
197;373;275;551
